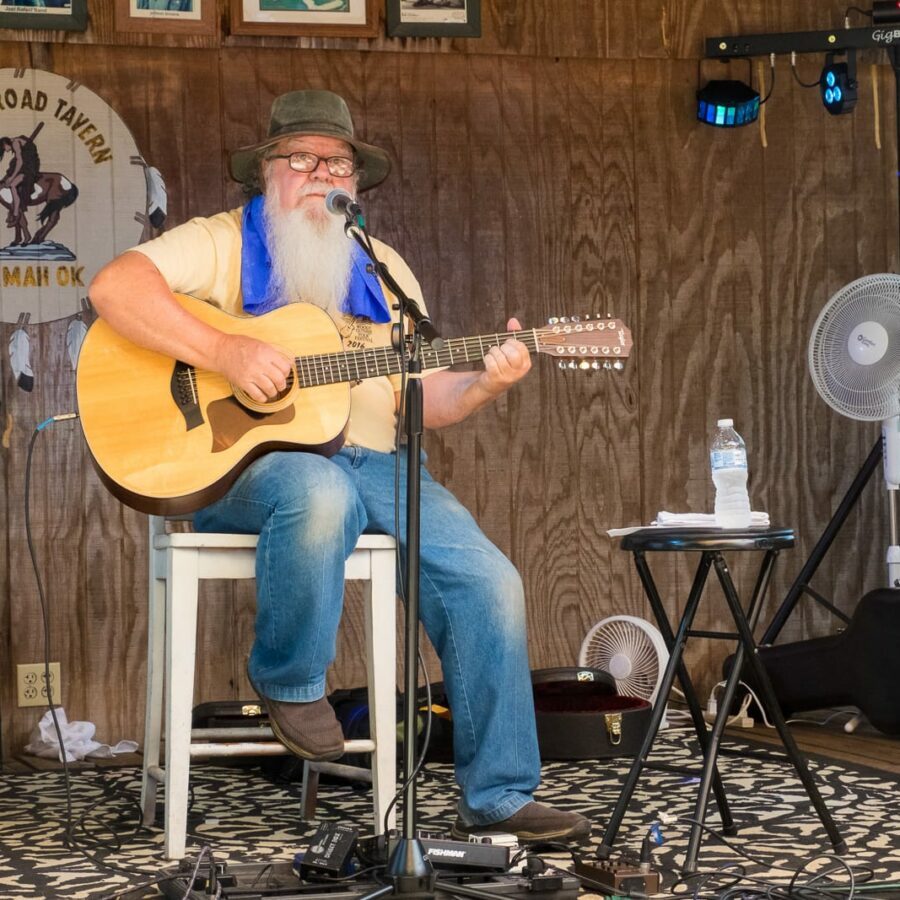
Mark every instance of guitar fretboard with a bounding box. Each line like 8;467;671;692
292;330;540;388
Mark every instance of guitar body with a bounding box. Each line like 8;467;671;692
76;294;351;515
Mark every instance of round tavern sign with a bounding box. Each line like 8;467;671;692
0;68;146;323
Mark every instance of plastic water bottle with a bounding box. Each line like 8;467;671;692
710;419;751;528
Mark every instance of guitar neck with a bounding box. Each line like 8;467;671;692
293;330;539;388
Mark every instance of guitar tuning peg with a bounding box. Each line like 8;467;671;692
571;315;580;322
579;360;591;370
613;360;624;371
560;316;569;323
603;361;612;370
591;360;601;370
567;360;578;370
548;317;559;325
558;360;568;370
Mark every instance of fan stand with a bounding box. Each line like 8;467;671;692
761;425;900;646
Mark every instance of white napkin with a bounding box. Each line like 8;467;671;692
607;510;770;537
24;708;138;763
654;511;770;527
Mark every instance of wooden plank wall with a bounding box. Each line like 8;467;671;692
1;0;896;760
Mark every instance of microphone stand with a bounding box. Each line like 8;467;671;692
342;217;519;900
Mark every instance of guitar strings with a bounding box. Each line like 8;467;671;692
170;324;625;395
170;329;552;391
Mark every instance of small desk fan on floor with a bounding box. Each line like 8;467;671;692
578;615;669;725
808;272;900;584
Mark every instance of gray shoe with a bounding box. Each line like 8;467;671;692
249;669;344;761
266;695;345;761
450;801;591;844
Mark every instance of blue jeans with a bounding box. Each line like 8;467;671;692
194;446;541;825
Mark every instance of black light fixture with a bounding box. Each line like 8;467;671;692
820;50;858;116
696;79;761;128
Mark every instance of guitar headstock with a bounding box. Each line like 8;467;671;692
534;316;633;371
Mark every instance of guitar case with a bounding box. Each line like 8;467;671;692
531;667;652;759
413;669;653;761
192;700;268;730
744;588;900;735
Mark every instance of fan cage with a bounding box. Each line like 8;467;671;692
808;273;900;422
578;615;668;705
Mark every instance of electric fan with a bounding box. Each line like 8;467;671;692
758;274;900;736
578;615;669;709
808;272;900;584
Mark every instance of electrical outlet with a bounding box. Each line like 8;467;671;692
16;662;61;708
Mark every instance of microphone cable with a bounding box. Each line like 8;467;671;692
24;415;80;847
24;412;166;880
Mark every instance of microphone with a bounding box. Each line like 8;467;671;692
325;188;363;220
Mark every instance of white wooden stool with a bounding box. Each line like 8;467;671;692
141;514;397;859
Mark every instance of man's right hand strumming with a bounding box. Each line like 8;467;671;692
213;333;292;403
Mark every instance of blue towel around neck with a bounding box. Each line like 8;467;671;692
240;194;392;323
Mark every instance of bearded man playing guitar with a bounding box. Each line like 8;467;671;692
88;90;590;844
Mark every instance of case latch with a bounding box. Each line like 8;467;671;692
604;712;623;745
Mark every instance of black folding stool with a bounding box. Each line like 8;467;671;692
596;526;847;873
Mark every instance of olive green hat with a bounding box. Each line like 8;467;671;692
229;89;391;192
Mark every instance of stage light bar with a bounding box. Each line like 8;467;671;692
873;0;900;24
696;80;760;127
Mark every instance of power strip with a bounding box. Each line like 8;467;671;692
703;711;755;728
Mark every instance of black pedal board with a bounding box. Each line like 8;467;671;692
389;833;511;872
159;860;581;900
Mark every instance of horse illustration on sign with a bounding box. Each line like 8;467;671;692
0;122;79;258
0;68;146;324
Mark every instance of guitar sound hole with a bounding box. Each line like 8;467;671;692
269;383;292;404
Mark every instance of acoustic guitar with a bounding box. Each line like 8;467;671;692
76;293;632;515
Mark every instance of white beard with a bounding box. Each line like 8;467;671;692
264;183;354;312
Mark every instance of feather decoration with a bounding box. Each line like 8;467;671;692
66;315;88;371
9;312;34;392
145;166;168;229
65;298;94;370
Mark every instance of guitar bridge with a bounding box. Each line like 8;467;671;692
170;361;204;431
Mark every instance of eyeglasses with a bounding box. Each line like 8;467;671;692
266;151;357;178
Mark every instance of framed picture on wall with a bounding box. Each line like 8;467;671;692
0;0;87;31
385;0;480;38
230;0;378;37
114;0;216;35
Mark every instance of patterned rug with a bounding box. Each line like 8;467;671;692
0;730;898;899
